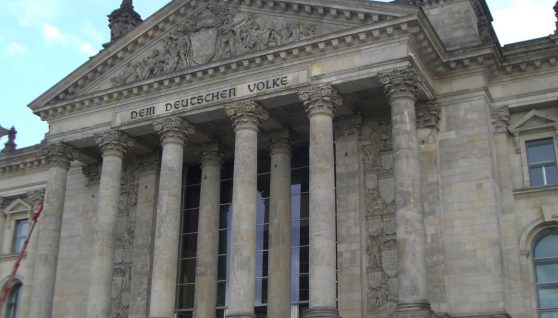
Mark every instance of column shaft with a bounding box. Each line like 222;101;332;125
149;117;194;318
29;144;76;318
299;84;342;318
267;131;292;318
225;100;268;318
87;130;133;318
379;68;431;316
193;144;222;318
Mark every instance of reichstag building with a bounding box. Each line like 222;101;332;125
1;0;558;317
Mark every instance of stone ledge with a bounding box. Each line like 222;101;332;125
513;184;558;196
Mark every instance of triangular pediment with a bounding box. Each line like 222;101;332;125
510;110;558;134
4;199;32;216
29;0;417;112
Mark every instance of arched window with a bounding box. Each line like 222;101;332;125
533;229;558;318
4;281;22;318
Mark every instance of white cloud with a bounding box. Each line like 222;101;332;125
6;42;28;55
490;0;556;44
43;23;67;44
79;42;97;56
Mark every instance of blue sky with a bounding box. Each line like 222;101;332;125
0;0;556;149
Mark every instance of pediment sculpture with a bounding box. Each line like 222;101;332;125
111;5;319;87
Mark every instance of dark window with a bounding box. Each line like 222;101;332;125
12;219;28;254
177;147;311;315
527;139;558;187
533;229;558;318
5;281;22;318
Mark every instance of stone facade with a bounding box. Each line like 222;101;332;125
1;0;558;318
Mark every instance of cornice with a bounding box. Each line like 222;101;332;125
34;14;422;122
0;146;48;177
29;0;410;113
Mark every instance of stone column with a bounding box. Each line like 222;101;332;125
225;100;268;318
266;130;292;318
379;67;432;317
193;142;223;318
87;130;134;318
129;153;161;318
29;143;77;318
149;117;195;318
298;84;342;318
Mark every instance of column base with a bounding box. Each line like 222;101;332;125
391;302;435;318
226;313;256;318
305;306;341;318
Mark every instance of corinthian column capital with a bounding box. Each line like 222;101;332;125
379;67;420;101
265;129;293;157
27;189;46;207
225;100;269;132
41;143;79;170
153;116;195;146
95;130;135;158
298;83;342;118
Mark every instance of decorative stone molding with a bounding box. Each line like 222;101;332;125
491;107;510;134
225;100;269;132
111;4;318;87
26;189;45;208
41;143;79;170
153;116;195;146
334;114;362;141
95;130;135;158
139;152;162;173
200;142;224;168
82;163;101;185
298;83;342;118
379;67;420;100
108;0;142;44
416;102;440;130
265;129;293;156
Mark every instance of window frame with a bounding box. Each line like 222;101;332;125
525;138;558;187
519;131;558;188
532;229;558;318
11;218;28;254
4;281;22;318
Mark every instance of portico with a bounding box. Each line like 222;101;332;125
10;0;552;318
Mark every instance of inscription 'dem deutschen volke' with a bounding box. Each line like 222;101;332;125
128;76;289;121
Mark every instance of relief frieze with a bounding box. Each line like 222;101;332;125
111;5;320;87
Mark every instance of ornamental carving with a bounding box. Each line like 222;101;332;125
139;152;161;173
416;102;440;130
26;189;45;207
361;119;398;317
111;5;318;86
82;163;101;185
298;84;343;117
225;100;269;131
111;161;140;318
95;130;135;157
265;129;293;156
41;143;79;169
334;115;362;141
153;116;195;146
491;107;510;134
379;67;420;100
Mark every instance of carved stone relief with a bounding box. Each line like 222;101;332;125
361;119;398;317
111;5;320;86
111;161;140;318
